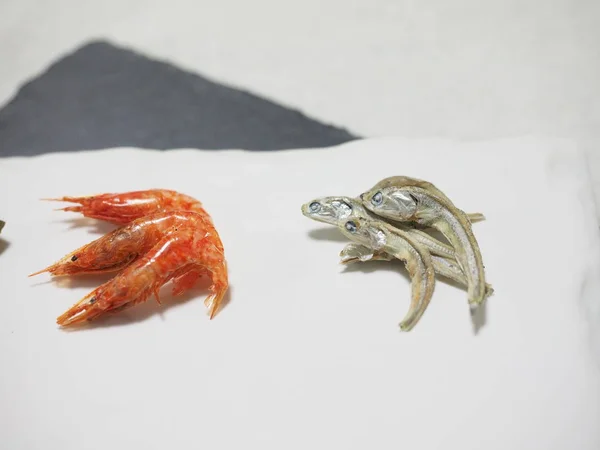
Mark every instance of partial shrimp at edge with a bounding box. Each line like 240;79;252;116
43;189;213;226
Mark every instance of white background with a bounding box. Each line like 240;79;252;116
0;138;599;449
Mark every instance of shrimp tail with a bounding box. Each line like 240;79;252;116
205;263;228;320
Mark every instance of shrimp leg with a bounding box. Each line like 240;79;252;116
171;266;207;296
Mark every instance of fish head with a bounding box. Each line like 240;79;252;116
360;186;418;221
339;217;388;251
301;196;366;226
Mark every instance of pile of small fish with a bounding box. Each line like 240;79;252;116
302;176;493;331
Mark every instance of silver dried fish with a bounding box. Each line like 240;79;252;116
360;176;492;308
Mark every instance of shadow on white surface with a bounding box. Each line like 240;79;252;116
0;238;10;257
470;301;487;335
340;258;410;282
307;227;348;243
52;217;119;234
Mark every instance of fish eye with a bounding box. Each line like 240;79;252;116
371;191;383;206
345;221;357;233
309;202;321;212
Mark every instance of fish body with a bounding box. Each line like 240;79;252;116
361;177;491;307
338;217;436;331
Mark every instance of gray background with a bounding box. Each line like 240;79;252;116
0;41;357;156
